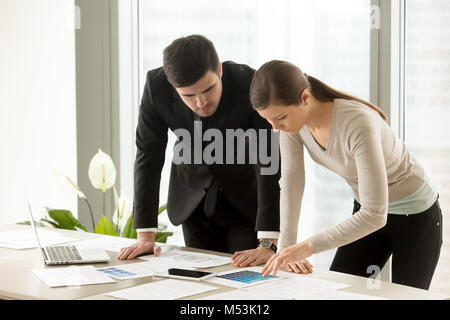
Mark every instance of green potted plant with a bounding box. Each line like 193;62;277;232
19;148;173;243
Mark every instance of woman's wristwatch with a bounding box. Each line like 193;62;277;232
258;239;277;253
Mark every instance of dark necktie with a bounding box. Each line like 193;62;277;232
203;180;219;218
193;112;218;218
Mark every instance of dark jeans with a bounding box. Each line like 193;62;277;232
330;197;443;290
182;191;258;254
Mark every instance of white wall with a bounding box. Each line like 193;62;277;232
0;0;78;223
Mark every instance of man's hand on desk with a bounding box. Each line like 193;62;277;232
230;238;278;267
117;232;161;260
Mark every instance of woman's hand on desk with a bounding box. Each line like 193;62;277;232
284;259;313;274
117;232;161;260
262;240;315;277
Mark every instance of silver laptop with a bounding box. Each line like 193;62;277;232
28;203;110;265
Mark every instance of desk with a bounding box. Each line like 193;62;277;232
0;224;448;300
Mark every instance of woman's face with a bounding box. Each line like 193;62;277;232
256;102;309;135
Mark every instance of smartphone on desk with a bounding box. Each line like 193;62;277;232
155;268;216;281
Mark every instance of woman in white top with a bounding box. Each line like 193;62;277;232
251;60;442;290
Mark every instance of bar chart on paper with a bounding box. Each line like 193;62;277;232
206;268;285;288
217;270;278;284
96;267;138;280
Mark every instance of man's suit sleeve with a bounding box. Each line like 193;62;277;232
251;111;281;233
133;71;169;229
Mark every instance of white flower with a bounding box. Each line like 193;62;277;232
112;188;130;229
88;148;116;192
51;170;87;199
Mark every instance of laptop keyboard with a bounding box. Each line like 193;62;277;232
45;245;82;262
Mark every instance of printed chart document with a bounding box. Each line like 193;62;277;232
0;229;76;249
31;265;115;287
139;248;231;268
105;279;217;300
96;253;209;280
95;259;191;280
205;267;293;288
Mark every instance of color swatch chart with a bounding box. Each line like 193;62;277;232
217;270;278;284
97;267;137;279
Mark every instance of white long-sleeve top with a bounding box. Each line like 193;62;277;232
279;98;433;253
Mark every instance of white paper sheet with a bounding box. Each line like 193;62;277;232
301;290;390;300
243;276;351;300
105;279;217;300
0;229;76;249
31;265;116;287
139;248;231;268
73;237;141;253
133;256;195;272
198;288;289;300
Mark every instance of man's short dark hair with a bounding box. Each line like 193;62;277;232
163;34;220;88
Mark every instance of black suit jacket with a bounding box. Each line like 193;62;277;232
133;61;280;232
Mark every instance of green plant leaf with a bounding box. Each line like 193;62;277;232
40;218;60;228
155;231;173;243
121;214;137;239
157;223;168;232
158;204;167;215
119;206;172;242
16;220;49;228
94;215;118;236
47;209;87;231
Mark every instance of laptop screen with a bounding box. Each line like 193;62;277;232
27;202;46;262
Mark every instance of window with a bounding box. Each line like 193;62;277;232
138;0;372;271
0;0;77;224
404;0;450;295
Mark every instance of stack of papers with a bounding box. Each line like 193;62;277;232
139;248;231;268
72;239;230;269
31;266;115;287
29;247;231;287
95;249;228;280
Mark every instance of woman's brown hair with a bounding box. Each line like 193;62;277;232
250;60;388;122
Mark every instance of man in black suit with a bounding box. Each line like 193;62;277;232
118;35;280;267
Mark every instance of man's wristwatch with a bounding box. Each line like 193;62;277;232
259;239;277;253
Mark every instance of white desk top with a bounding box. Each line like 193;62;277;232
0;224;448;300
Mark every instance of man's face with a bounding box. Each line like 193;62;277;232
175;65;223;118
